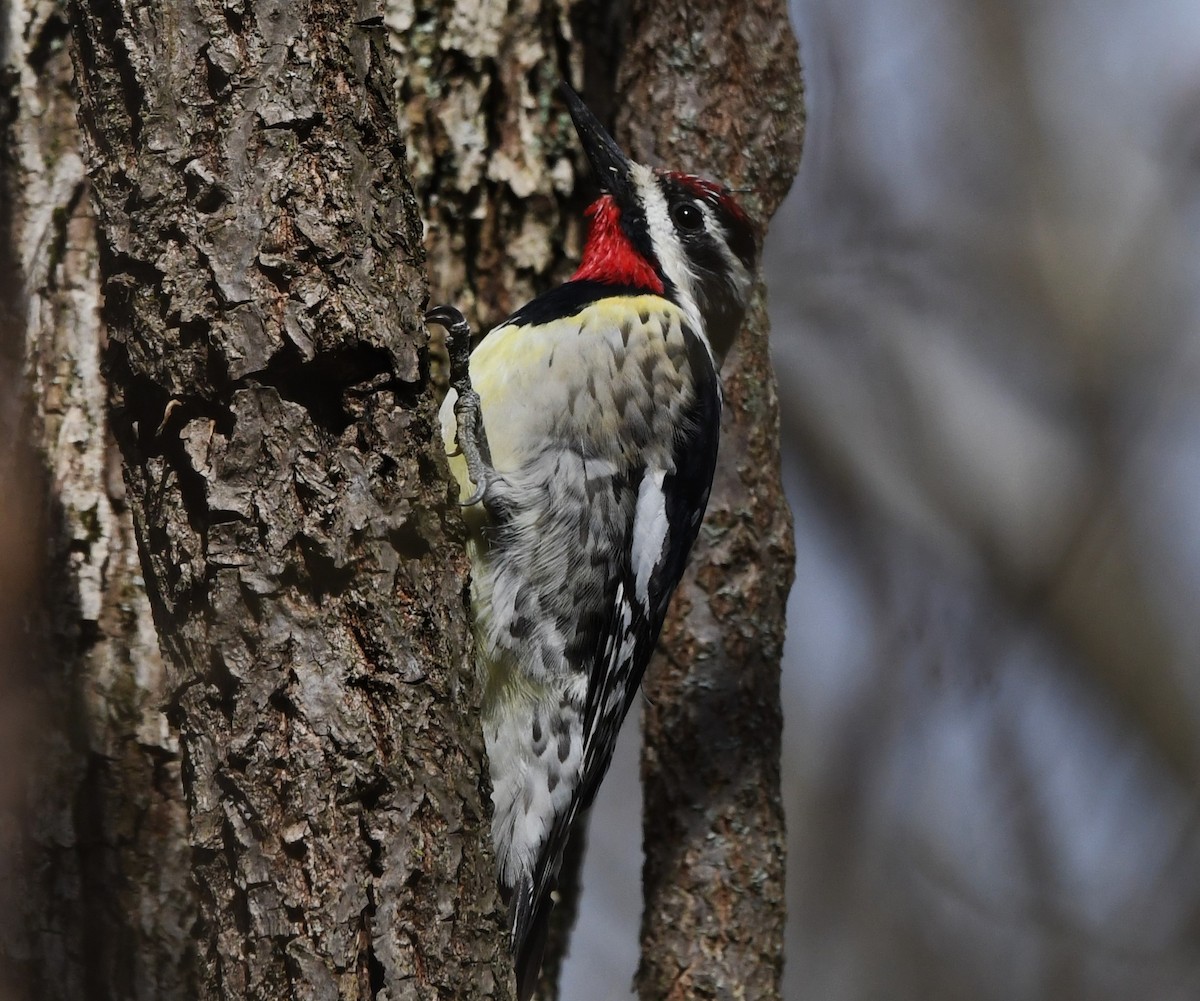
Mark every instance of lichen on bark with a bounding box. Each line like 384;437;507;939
2;1;192;997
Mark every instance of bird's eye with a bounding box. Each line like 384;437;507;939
671;201;704;231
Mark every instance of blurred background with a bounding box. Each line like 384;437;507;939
565;0;1200;998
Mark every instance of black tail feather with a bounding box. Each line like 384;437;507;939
511;876;555;1001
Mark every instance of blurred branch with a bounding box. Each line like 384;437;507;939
0;1;190;995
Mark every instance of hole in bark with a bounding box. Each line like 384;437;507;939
204;53;232;101
361;882;387;995
254;256;293;293
281;840;306;863
371;454;400;489
75;617;100;656
367;938;386;998
299;539;355;598
208;647;240;722
195;182;227;214
28;12;70;74
261;343;395;436
178;318;210;350
268;687;296;718
387;520;432;559
165;700;186;733
347;776;390;813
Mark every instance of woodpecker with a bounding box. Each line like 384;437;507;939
428;83;757;1000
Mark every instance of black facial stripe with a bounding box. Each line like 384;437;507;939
657;174;757;271
627;212;659;272
613;189;659;274
716;209;757;271
683;230;733;285
701;196;756;270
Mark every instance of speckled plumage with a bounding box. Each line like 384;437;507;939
434;83;756;1001
439;288;721;975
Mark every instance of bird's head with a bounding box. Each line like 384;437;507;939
561;83;758;364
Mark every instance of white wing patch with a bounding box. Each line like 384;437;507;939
631;467;669;608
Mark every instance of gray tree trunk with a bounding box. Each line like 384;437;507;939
1;0;802;998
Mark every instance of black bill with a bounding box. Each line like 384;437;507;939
559;82;636;201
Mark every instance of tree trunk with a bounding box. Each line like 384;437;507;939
616;4;805;999
3;0;801;997
65;0;506;997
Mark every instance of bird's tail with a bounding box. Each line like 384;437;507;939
510;873;555;1001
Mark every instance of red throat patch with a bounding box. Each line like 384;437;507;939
571;195;664;294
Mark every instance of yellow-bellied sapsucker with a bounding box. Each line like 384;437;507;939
427;83;757;1000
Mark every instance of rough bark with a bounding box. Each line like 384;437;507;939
1;2;192;998
384;4;616;997
616;3;805;999
386;0;607;330
5;0;800;996
68;1;506;998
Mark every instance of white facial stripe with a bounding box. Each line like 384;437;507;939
631;163;705;338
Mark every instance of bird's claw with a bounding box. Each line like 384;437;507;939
426;305;498;509
460;479;488;507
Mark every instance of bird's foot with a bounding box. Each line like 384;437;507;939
426;305;497;508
